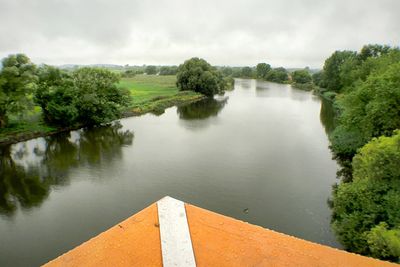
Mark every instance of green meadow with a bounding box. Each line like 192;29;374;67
118;75;204;115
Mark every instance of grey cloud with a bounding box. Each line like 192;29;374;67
0;0;399;67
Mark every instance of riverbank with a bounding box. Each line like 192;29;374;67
291;82;315;91
0;75;205;146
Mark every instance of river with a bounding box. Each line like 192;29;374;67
0;79;339;266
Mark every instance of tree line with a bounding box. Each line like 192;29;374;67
0;55;232;132
314;44;400;262
217;64;290;84
122;65;179;77
0;54;132;129
217;63;315;88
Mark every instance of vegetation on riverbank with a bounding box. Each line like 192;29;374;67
218;62;315;90
316;44;400;262
0;57;206;145
220;63;290;84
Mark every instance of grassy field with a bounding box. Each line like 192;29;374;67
0;75;204;145
118;75;204;115
118;75;179;104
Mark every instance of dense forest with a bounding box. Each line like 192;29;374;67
314;44;400;262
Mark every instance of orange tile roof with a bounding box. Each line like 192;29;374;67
45;204;162;267
44;198;397;267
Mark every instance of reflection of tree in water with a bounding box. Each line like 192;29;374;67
319;99;353;181
320;98;337;135
0;122;133;216
236;79;252;89
0;146;49;215
177;97;228;120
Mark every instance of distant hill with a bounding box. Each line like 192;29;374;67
58;64;125;70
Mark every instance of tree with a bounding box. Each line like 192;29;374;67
291;69;312;84
221;66;233;76
256;63;271;79
331;131;400;261
35;67;131;126
367;223;400;260
0;54;37;128
145;65;157;75
322;50;356;92
359;44;391;61
122;69;136;78
176;57;226;97
240;66;253;78
159;66;178;75
35;65;78;125
330;62;400;156
265;67;288;83
312;71;325;87
352;131;400;182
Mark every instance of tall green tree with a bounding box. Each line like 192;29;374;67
312;71;325;87
176;57;226;97
35;65;77;125
0;54;37;128
322;50;356;92
256;63;271;79
145;65;157;75
358;44;391;61
240;66;253;78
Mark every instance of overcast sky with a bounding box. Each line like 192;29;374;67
0;0;399;68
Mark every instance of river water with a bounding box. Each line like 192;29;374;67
0;79;339;266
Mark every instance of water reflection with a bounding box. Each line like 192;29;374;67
320;98;337;135
177;97;228;120
255;80;271;90
289;89;312;102
235;78;254;89
255;81;291;99
0;122;133;216
0;146;49;215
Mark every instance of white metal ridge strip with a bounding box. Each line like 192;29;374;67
157;196;196;267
